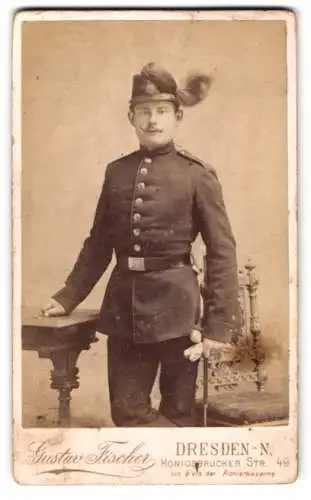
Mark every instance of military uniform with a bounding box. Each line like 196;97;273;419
53;63;241;427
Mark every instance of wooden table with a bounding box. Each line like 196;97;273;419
22;308;100;427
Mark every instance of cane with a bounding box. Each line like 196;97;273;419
203;346;209;427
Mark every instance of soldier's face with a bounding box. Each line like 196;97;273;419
129;101;182;149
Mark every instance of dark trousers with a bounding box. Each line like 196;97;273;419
107;335;199;427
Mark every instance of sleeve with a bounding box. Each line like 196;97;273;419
193;166;242;342
52;165;114;313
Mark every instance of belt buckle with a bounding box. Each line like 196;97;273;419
128;256;146;271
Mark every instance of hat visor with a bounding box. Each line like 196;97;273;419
130;93;177;105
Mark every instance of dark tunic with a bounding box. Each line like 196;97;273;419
53;142;241;343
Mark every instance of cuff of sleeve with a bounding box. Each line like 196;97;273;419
202;319;241;343
52;286;81;314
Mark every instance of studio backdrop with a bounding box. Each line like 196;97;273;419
21;20;289;426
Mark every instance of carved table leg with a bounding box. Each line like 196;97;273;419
49;349;80;427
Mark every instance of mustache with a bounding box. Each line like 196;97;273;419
144;127;163;133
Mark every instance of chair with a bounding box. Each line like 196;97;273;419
201;260;266;392
195;258;288;427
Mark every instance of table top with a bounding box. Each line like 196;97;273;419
22;307;100;329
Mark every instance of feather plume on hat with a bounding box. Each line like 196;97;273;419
140;62;177;93
130;62;213;107
177;73;213;107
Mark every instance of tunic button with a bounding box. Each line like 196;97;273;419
140;167;148;175
144;158;152;163
134;244;141;252
133;228;141;236
135;197;143;206
133;213;142;222
137;182;145;190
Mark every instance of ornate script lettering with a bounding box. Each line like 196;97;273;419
26;440;156;478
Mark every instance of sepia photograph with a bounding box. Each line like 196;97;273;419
13;9;297;484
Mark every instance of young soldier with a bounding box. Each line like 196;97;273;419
42;63;241;427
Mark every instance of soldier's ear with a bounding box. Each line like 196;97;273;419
176;108;183;122
128;110;135;126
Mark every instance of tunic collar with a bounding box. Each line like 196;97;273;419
139;141;175;158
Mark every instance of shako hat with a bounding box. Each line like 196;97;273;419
130;62;213;107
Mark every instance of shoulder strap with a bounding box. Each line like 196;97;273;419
108;150;140;167
175;146;210;170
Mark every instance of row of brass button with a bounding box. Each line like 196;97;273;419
132;158;151;253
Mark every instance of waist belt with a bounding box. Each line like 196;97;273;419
117;255;191;272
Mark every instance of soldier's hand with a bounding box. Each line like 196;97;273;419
184;328;203;362
202;338;231;358
184;343;203;362
40;298;66;317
